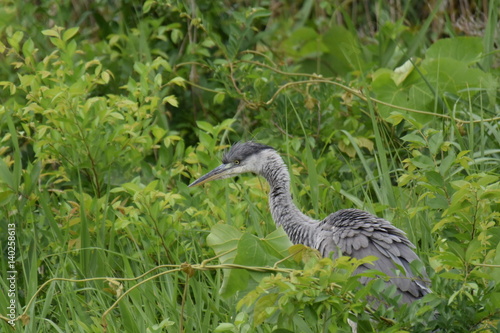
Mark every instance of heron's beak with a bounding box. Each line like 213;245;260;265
189;163;233;187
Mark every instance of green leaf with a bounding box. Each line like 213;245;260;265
119;182;143;195
152;57;172;72
7;31;24;52
214;323;236;332
207;225;294;298
168;76;186;88
253;293;278;325
372;71;433;124
196;121;214;134
62;27;79;42
217;118;236;132
222;233;274;297
246;7;271;20
436;251;464;268
412;155;435;170
400;133;426;145
484;292;500;312
439;151;456;175
162;95;178;107
426;37;483;64
322;25;362;75
0;158;13;188
0;189;14;206
476;174;499;186
428;131;443;155
422;57;497;105
207;224;241;297
101;70;111;83
154;73;162;87
465;240;482;262
260;228;293;260
22;38;34;58
41;29;59;38
207;224;241;256
425;171;444;187
213;91;226;105
143;0;155;14
447;241;465;261
234;233;270;267
281;27;326;59
426;194;448;209
480;188;500;200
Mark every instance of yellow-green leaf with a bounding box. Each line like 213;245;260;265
62;27;79;41
162;95;178;107
42;29;60;38
168;76;186;88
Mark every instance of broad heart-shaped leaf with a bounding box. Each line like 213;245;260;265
426;37;483;65
280;27;328;59
229;233;276;296
260;228;294;259
321;25;363;75
421;57;498;108
207;224;245;297
207;224;294;298
372;55;498;124
371;71;433;124
207;224;242;266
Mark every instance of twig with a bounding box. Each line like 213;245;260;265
172;61;500;125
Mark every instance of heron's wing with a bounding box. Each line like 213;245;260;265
318;209;430;303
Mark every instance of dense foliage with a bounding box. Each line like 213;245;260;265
0;0;499;332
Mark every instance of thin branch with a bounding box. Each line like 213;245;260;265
173;60;500;125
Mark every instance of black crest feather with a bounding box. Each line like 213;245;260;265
222;142;274;164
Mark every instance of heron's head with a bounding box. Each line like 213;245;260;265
189;142;274;187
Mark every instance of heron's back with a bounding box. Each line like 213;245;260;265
316;208;430;303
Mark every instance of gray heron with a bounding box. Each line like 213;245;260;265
189;141;431;304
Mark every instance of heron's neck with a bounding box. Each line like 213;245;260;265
259;151;317;247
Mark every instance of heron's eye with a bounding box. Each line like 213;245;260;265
234;160;240;165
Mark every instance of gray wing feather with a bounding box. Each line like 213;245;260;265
317;208;430;303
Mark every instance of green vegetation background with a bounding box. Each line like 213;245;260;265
0;0;499;332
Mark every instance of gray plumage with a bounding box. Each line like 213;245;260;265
190;141;430;304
